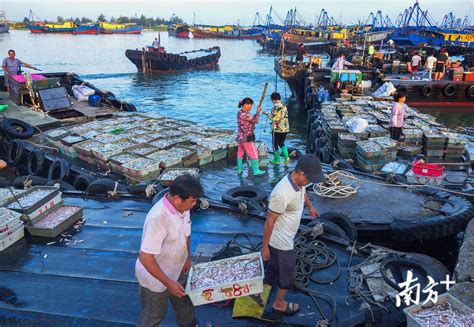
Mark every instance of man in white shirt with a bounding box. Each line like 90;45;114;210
331;53;353;71
424;53;437;80
262;155;325;316
410;52;422;80
136;174;203;327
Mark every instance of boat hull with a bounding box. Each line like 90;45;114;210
27;24;73;33
100;26;143;34
191;28;263;40
72;24;100;35
0;23;8;33
125;47;221;72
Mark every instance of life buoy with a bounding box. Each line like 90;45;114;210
420;85;433;97
466;85;474;98
443;84;456;97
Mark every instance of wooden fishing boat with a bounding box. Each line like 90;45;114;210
125;46;221;72
27;21;75;34
99;22;142;34
191;27;263;40
168;24;190;38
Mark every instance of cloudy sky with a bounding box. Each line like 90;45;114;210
2;0;473;26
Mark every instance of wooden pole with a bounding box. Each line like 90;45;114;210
257;82;268;109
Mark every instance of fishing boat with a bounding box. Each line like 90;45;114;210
168;24;190;38
99;22;143;34
125;46;221;72
0;11;9;33
72;23;100;35
191;26;263;40
27;21;76;34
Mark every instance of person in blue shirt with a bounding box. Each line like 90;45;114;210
2;49;39;92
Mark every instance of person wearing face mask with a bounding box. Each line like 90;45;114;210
261;155;325;316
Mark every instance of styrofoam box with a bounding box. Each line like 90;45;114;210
185;252;264;306
0;225;24;252
404;293;473;327
405;169;445;186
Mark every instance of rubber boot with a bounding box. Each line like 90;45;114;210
250;159;265;176
236;158;243;174
281;146;290;166
270;151;281;165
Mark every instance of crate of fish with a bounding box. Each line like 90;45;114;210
91;142;128;162
423;131;447;146
337;145;356;159
157;168;200;186
397;146;421;158
45;128;71;147
356;141;384;158
125;143;159;157
0;223;24;252
404;293;473;327
356;153;385;166
93;133;124;144
0;188;25;207
366;125;387;138
108;152;144;174
122;157;161;179
186;144;213;166
185;252;265;306
0;208;22;234
25;203;83;238
73;139;105;159
149;138;184;150
405;169;445;186
147;150;184;168
338;133;360;147
6;186;62;219
442;132;468;147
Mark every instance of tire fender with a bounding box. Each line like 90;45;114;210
48;159;71;181
73;174;96;191
27;148;46;176
443;84;456;97
6;140;26;166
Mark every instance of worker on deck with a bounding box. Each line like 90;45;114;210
296;43;308;65
410;52;422;80
2;49;39;93
135;174;203;327
262;155;324;316
152;38;160;49
331;53;353;71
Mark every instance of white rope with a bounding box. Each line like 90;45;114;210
107;182;119;198
313;171;359;198
145;184;157;198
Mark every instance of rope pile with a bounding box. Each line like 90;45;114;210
313;171;359;198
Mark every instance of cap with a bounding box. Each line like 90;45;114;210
295;154;325;183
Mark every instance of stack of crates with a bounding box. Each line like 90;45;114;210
443;132;467;160
356;140;385;172
366;125;388;138
370;137;398;163
403;128;423;145
324;120;347;147
0;208;24;252
423;131;447;161
337;133;360;159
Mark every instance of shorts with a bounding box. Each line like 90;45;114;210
435;63;445;73
390;127;404;141
411;65;419;72
263;246;296;290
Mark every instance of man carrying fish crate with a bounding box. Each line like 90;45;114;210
261;155;325;315
135;174;203;327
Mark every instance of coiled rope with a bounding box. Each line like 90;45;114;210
313;171;359;198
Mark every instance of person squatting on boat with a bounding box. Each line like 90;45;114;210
263;92;290;165
262;154;325;316
389;93;408;145
236;97;265;175
135;174;203;327
2;49;39;93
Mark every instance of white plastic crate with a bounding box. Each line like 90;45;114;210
0;208;22;234
185;252;264;306
405;169;445;186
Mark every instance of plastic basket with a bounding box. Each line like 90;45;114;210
412;161;445;177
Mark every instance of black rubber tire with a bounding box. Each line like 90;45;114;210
47;159;71;181
390;196;472;242
318;212;358;242
152;187;169;205
318;146;331;164
16;164;29;176
72;174;96;191
404;253;449;294
131;182;164;198
380;256;430;292
6;140;26;166
85;178;126;194
46;179;75;191
313;138;324;156
161;52;169;61
222;186;267;205
443;84;456;97
466;85;474;99
13;175;48;189
27;148;46;176
307;218;348;239
420;85;433;97
1;118;34;139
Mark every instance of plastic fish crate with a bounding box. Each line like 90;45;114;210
0;224;24;252
356;153;385;166
108;152;144;174
147;150;184;168
212;148;228;162
45;128;71;140
122;157;161;179
404;293;473;327
356;141;384;158
185;252;264;306
59;134;86;147
424;149;445;157
0;188;25;207
73;139;104;158
157;168;200;186
7;186;61;217
26;203;83;238
125;143;159;157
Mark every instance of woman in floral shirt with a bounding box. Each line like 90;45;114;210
236;97;265;175
263;92;290;165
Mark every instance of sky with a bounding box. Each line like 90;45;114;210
2;0;473;26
